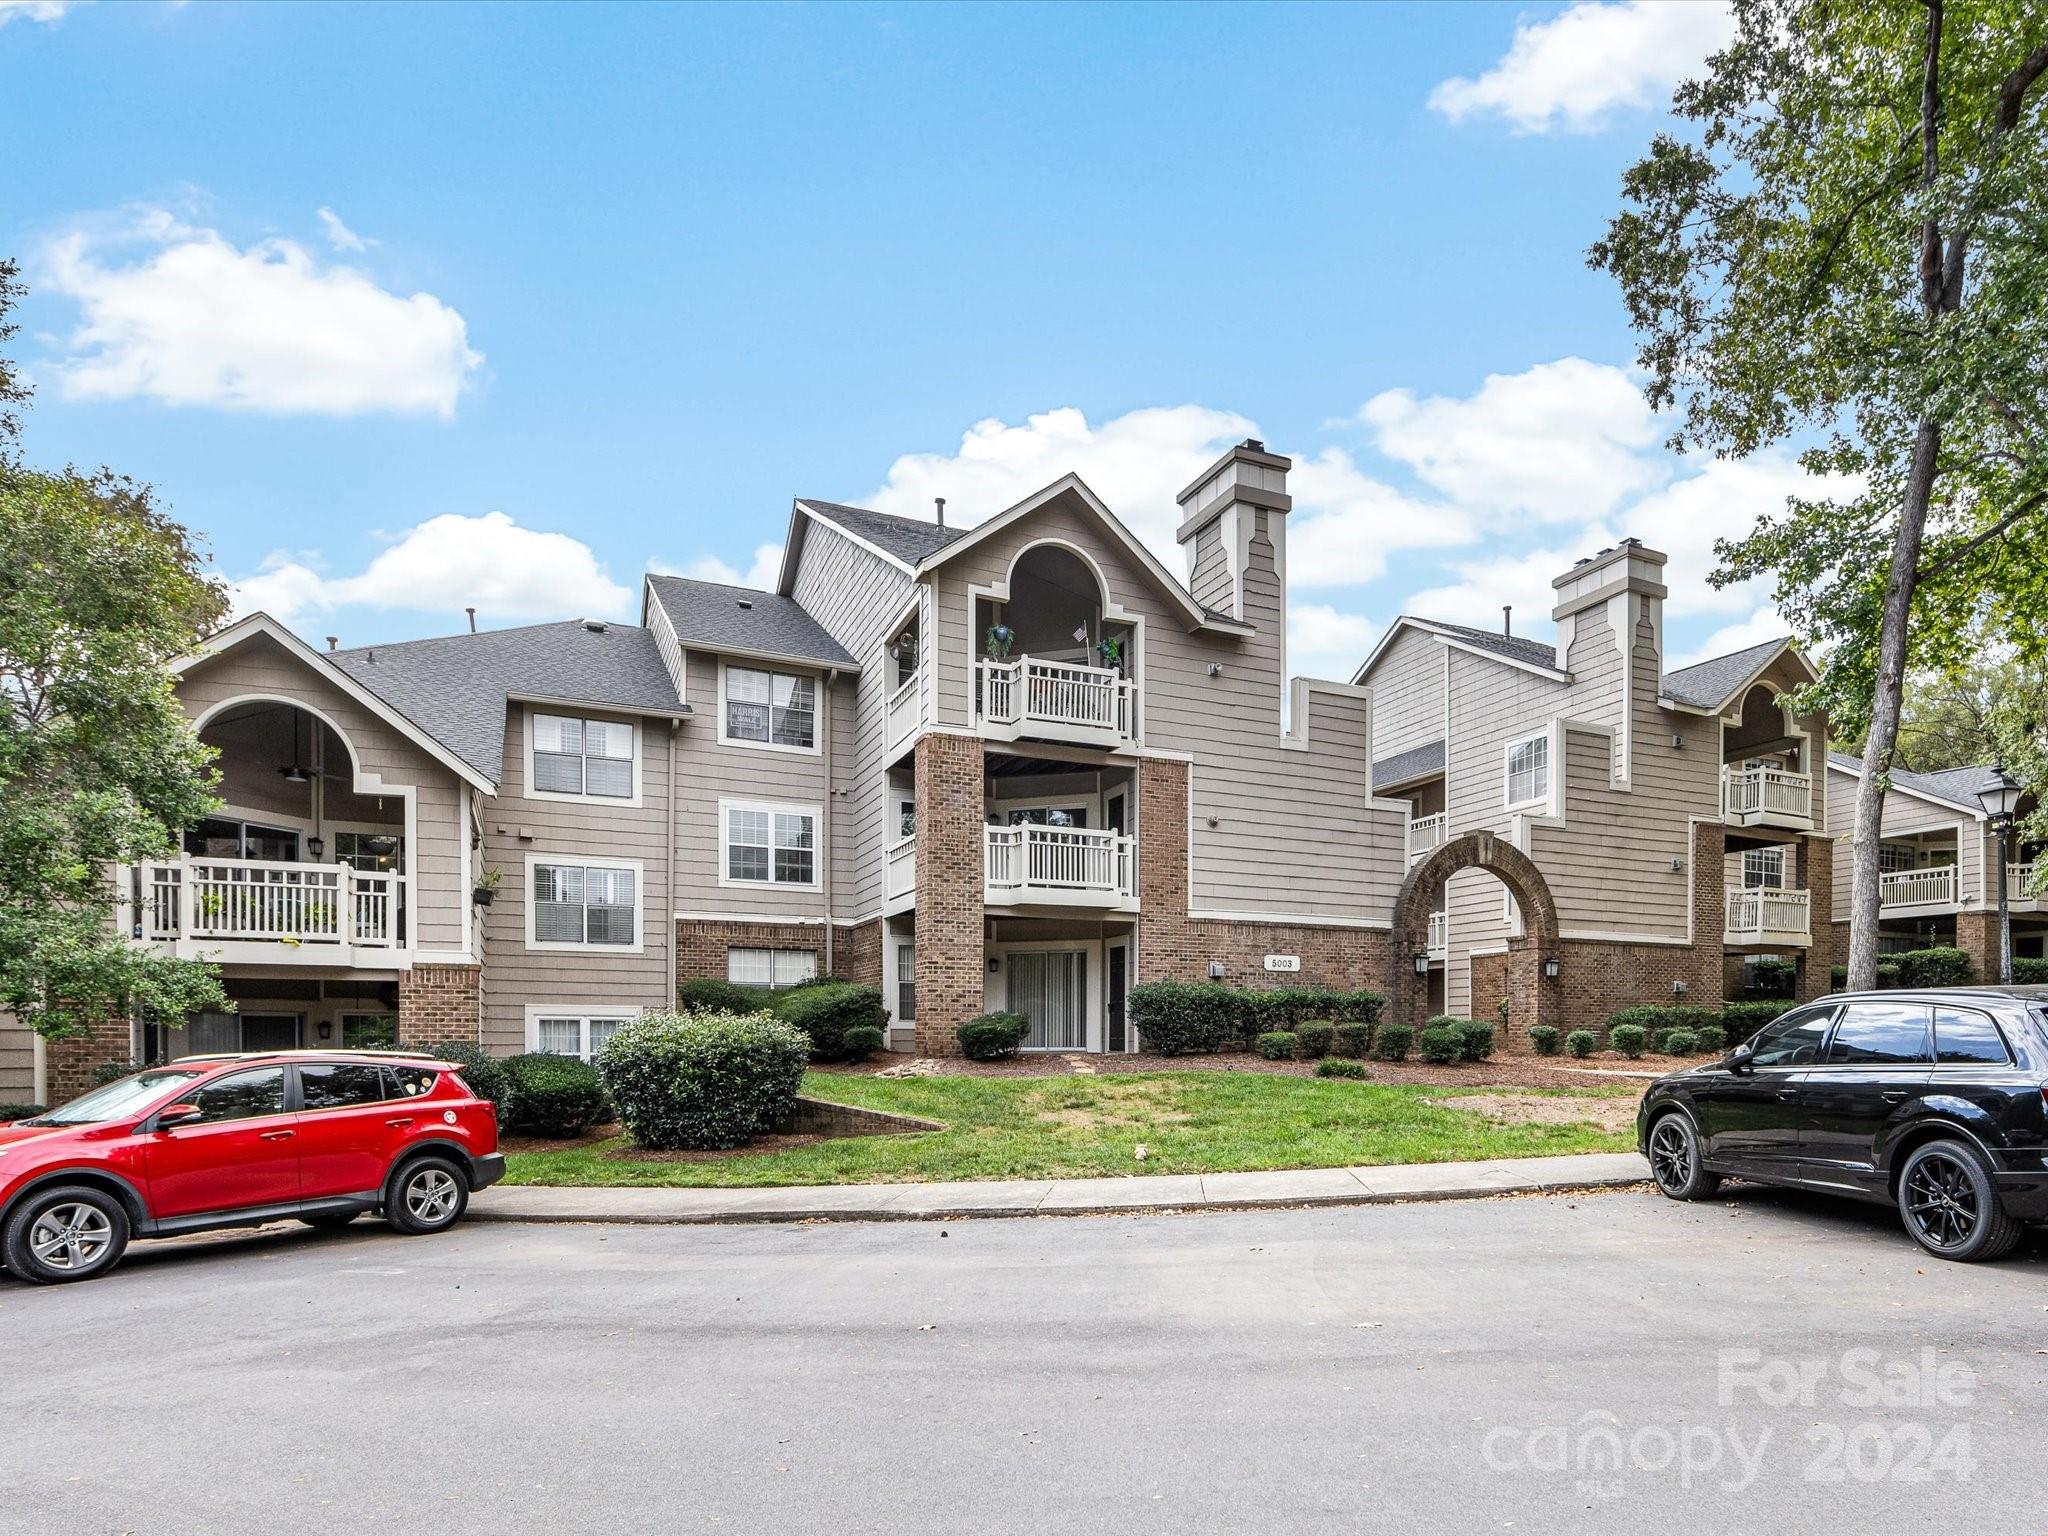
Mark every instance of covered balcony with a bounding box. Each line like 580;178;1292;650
1724;886;1812;947
1719;683;1815;830
1408;812;1447;865
973;543;1137;750
1720;765;1813;830
131;856;405;964
1880;862;1960;912
984;823;1137;911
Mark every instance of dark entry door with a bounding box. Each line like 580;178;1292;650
1107;944;1129;1053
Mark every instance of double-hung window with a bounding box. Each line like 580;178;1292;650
723;666;817;750
1504;733;1549;809
531;861;639;947
726;949;818;989
532;713;634;799
1743;848;1786;890
722;803;818;888
531;1010;634;1062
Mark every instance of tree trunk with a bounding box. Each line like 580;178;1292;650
1848;415;1941;989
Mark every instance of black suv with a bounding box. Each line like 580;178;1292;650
1638;987;2048;1261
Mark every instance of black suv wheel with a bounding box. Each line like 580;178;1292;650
1897;1140;2022;1262
1647;1112;1722;1201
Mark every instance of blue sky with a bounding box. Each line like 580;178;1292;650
2;0;1810;677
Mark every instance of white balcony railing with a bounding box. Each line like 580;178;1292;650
976;656;1136;746
885;836;916;905
984;824;1136;909
1725;886;1812;946
1880;864;1959;911
2010;863;2039;908
1427;911;1447;958
886;673;920;754
134;855;405;957
1721;766;1814;829
1408;813;1447;865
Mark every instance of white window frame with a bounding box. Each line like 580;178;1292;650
524;1005;638;1062
524;709;642;806
716;662;822;755
896;796;917;843
726;948;819;989
1503;731;1550;812
718;799;822;890
894;940;916;1022
524;854;646;953
1743;847;1786;890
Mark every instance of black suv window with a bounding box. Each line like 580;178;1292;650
1933;1007;2012;1065
1826;1002;1933;1065
188;1067;286;1123
1749;1006;1834;1067
299;1063;391;1110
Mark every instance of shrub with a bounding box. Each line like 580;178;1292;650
1332;989;1387;1023
1657;1027;1699;1056
1606;1004;1717;1037
1719;1001;1786;1036
842;1025;886;1061
774;982;887;1062
92;1059;148;1087
1316;1058;1369;1079
1565;1029;1596;1058
1256;1031;1299;1061
1891;946;1973;988
1373;1022;1413;1061
1876;960;1901;987
1694;1023;1727;1054
1331;1021;1373;1058
1829;962;1848;990
596;1010;808;1150
1418;1025;1462;1064
501;1052;608;1138
958;1012;1031;1061
0;1103;45;1122
1608;1024;1647;1059
2016;956;2048;984
1453;1018;1495;1062
1297;1022;1334;1058
438;1041;512;1120
677;977;771;1015
1528;1024;1561;1057
1128;981;1243;1055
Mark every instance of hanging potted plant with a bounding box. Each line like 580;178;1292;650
473;866;502;907
985;622;1015;661
1095;633;1123;672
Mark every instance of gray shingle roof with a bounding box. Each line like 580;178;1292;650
797;499;965;565
329;620;683;785
644;574;857;670
1828;751;2001;814
1658;637;1790;709
1374;739;1445;788
1418;619;1562;671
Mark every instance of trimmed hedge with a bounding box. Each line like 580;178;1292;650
2017;956;2048;984
1608;1023;1647;1059
1527;1024;1561;1057
1565;1029;1596;1059
1418;1024;1462;1064
501;1052;609;1138
1331;1021;1374;1059
1373;1022;1414;1062
1657;1027;1699;1056
1720;1000;1789;1034
842;1025;886;1061
775;982;887;1062
959;1012;1031;1061
1428;1016;1493;1062
1316;1058;1369;1079
596;1009;808;1151
1606;1000;1788;1052
1128;981;1386;1056
1257;1031;1299;1061
1829;946;1974;990
0;1103;45;1122
1297;1022;1334;1059
678;978;769;1015
1695;1023;1727;1054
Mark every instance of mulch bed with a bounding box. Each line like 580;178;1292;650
811;1051;1637;1092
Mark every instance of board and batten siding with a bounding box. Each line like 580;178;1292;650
175;632;470;955
477;703;674;1054
925;492;1403;924
786;518;915;920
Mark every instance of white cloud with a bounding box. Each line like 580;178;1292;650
1402;541;1594;646
228;512;631;628
1287;445;1476;587
1288;602;1377;684
1669;607;1790;670
43;207;480;417
865;404;1256;569
1429;0;1734;134
315;206;373;253
0;1;72;26
659;543;785;593
1355;358;1665;523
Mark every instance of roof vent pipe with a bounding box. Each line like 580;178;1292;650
934;496;945;529
466;606;477;634
1503;605;1512;636
325;635;338;652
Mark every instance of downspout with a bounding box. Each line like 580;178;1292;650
667;717;680;1012
823;668;838;975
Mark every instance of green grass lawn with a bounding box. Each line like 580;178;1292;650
501;1071;1641;1189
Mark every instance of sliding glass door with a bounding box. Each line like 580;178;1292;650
1006;950;1089;1051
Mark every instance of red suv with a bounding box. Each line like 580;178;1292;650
0;1050;504;1285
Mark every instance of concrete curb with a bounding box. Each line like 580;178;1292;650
470;1152;1652;1227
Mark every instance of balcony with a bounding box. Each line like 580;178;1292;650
128;856;407;966
1721;766;1813;830
1724;886;1811;947
886;674;921;757
984;824;1137;911
1408;813;1447;865
2013;862;2041;912
1427;910;1447;959
975;656;1136;750
1880;864;1959;912
885;835;916;913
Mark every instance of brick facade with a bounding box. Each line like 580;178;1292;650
912;731;986;1055
397;963;483;1050
1955;909;1999;983
835;916;884;990
45;1014;134;1106
1792;831;1834;1001
676;918;829;988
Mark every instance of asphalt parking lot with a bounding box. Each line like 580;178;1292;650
3;1183;2042;1535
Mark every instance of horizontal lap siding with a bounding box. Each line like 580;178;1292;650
480;703;673;1053
177;634;468;953
1826;765;1979;920
1362;628;1446;765
0;1012;34;1103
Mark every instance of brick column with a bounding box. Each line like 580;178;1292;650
1955;910;1998;983
1794;832;1834;1001
1135;756;1195;994
913;732;984;1055
398;963;483;1051
1690;821;1728;1007
45;1014;135;1106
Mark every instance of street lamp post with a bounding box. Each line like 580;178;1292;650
1975;764;2024;986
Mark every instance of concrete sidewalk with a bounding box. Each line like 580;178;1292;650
470;1150;1650;1225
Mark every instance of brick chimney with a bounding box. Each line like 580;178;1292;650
1174;439;1292;625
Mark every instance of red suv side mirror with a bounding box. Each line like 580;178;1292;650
153;1103;205;1130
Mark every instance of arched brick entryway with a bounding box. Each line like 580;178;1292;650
1388;830;1561;1044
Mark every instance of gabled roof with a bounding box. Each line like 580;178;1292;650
797;500;965;566
643;574;858;671
1351;615;1568;686
1657;636;1812;713
330;619;685;786
1373;738;1445;789
1828;750;2001;818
